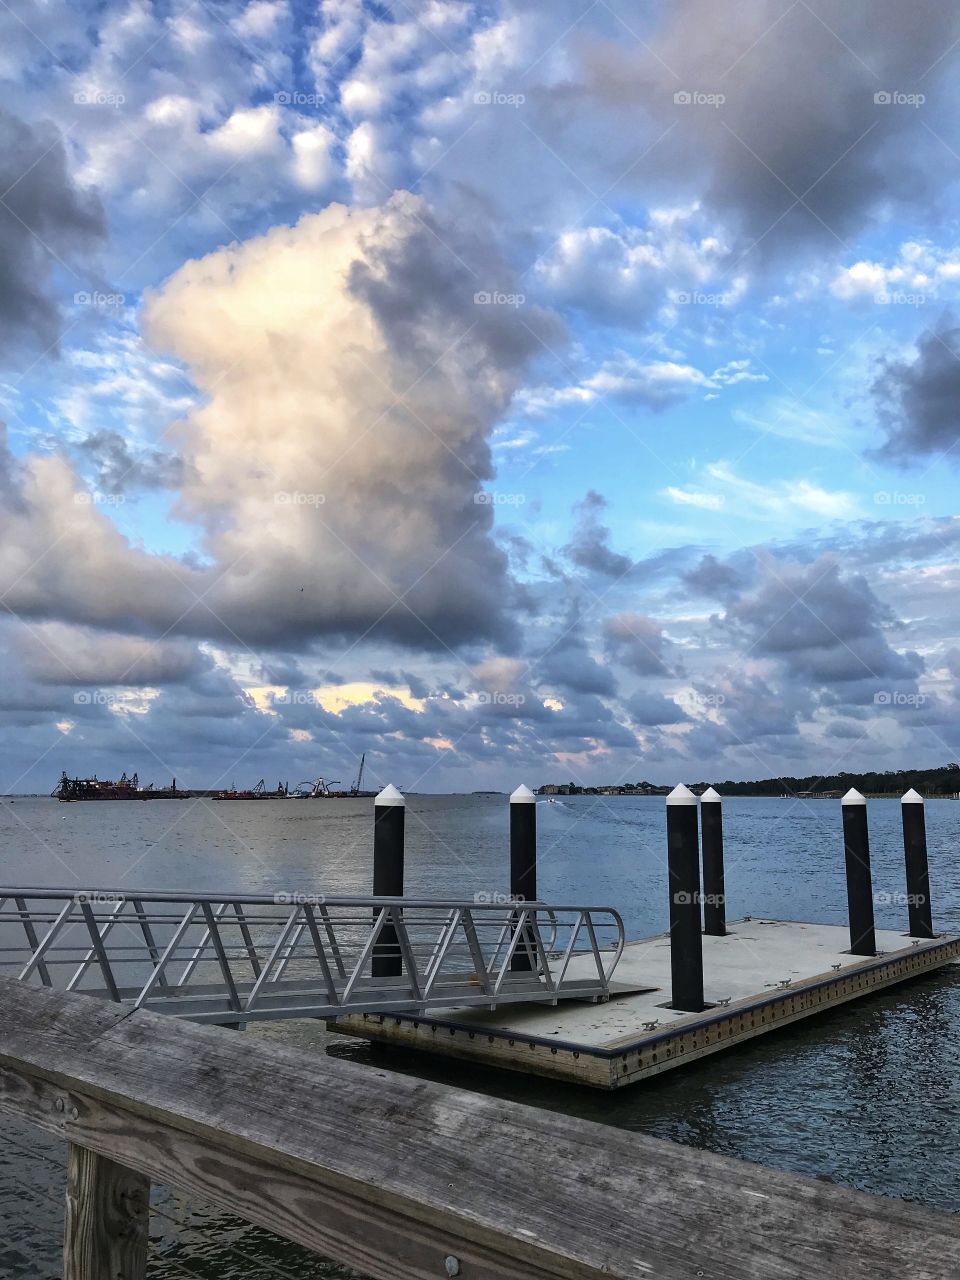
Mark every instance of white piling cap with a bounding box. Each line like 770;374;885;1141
901;788;924;804
666;783;698;806
841;788;866;805
510;783;536;804
700;786;722;803
375;783;405;807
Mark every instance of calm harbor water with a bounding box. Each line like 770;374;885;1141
1;793;958;1277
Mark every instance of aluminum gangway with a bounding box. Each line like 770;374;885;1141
0;889;625;1025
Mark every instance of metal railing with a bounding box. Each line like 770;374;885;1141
0;889;624;1024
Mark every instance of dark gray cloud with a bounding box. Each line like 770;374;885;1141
603;611;674;677
579;0;960;258
0;423;27;514
683;553;746;599
725;555;923;687
626;691;688;726
0;108;105;358
564;490;632;578
14;625;207;687
535;617;617;697
872;321;960;461
77;430;186;494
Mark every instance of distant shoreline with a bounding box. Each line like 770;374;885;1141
538;763;960;800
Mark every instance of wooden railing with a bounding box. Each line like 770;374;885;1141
0;975;957;1279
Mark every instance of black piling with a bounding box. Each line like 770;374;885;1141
700;787;726;936
510;784;537;971
372;784;405;978
901;789;935;939
841;788;877;956
667;784;705;1011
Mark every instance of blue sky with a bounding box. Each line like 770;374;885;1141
2;0;960;794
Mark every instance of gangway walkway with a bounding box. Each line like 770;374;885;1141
0;889;624;1025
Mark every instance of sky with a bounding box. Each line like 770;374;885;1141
2;0;960;794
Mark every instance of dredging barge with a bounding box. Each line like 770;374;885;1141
52;772;289;802
54;752;378;802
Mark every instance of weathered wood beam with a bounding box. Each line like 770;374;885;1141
63;1143;149;1280
0;977;957;1280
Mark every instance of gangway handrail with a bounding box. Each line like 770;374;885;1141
0;888;625;1026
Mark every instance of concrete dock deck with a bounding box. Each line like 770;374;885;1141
333;918;960;1088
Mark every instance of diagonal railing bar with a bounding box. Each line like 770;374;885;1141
67;899;128;992
317;903;348;978
392;908;423;1004
200;902;242;1015
553;911;586;989
460;908;494;1000
131;898;170;989
17;900;75;983
301;905;339;1004
176;902;228;987
133;904;202;1010
232;903;262;979
423;907;459;984
244;908;303;1014
421;908;463;1001
493;910;532;995
341;908;391;1006
273;920;308;983
14;897;52;987
77;901;121;1003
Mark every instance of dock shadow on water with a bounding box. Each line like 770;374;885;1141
1;793;959;1277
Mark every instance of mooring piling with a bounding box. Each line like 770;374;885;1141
841;788;877;956
700;786;726;937
372;784;405;977
901;789;935;939
666;784;705;1011
509;783;537;970
509;784;537;901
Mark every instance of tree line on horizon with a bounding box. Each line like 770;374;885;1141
695;762;960;798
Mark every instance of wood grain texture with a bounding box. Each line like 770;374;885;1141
63;1143;149;1280
0;977;958;1280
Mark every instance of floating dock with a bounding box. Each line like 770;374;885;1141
333;918;960;1088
